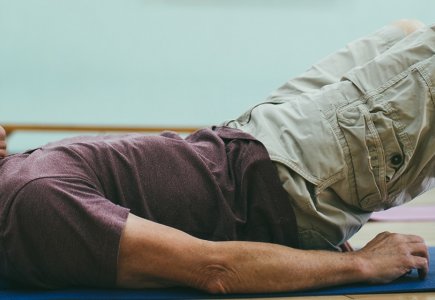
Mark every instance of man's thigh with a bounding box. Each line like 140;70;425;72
268;24;407;99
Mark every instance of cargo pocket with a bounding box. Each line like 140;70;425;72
337;101;405;211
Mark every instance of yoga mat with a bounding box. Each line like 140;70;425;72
0;248;433;299
370;205;435;222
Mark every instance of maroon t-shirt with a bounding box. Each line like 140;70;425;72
0;127;298;288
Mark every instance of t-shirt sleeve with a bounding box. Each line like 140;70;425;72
2;176;130;288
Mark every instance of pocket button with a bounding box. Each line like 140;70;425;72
390;154;403;167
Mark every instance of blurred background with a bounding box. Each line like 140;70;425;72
1;0;435;153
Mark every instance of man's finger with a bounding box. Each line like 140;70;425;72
407;241;429;280
0;140;6;157
410;242;429;259
415;257;429;280
404;234;426;244
412;243;430;280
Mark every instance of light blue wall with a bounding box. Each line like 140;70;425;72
1;0;434;152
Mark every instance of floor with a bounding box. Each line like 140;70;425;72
350;190;435;248
232;189;435;300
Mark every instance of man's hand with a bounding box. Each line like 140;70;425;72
355;231;429;283
0;126;6;157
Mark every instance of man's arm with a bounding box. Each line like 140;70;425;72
0;126;6;157
116;213;429;294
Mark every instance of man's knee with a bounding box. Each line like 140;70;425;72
392;19;425;36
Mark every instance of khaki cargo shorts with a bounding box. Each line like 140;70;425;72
225;24;435;250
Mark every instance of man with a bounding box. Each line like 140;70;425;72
0;19;431;294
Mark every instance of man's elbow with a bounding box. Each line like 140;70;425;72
191;242;239;294
191;260;240;294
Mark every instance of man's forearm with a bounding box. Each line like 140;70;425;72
117;214;428;294
202;231;428;293
200;240;367;293
117;214;366;292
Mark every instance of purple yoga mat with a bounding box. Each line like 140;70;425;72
370;205;435;222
